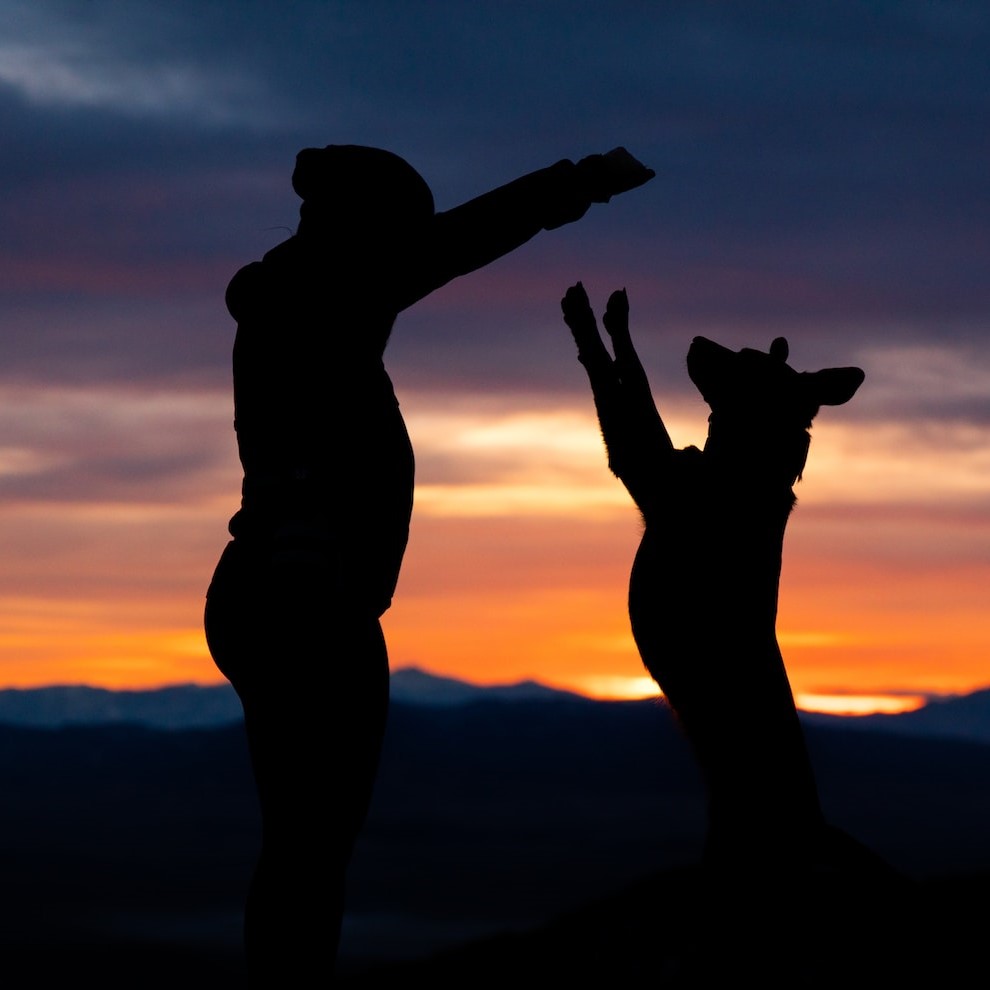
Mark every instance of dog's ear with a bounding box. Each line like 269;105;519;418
803;367;865;407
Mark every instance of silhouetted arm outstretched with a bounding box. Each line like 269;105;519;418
398;149;654;310
562;282;672;512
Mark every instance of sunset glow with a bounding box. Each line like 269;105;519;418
0;384;987;713
0;3;987;725
3;6;990;984
794;693;928;717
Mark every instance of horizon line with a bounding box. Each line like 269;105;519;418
0;666;978;718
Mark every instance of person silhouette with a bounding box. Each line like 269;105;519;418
204;145;654;986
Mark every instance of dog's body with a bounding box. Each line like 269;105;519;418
562;283;865;866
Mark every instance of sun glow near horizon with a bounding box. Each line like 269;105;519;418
395;666;936;716
0;391;988;709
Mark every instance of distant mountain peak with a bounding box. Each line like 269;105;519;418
1;674;988;740
0;682;243;730
390;666;587;707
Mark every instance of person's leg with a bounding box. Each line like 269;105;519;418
205;542;390;986
238;617;389;986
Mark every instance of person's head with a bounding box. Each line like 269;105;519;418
292;145;435;241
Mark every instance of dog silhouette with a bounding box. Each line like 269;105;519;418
562;282;866;870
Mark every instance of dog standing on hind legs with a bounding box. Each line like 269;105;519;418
560;281;874;878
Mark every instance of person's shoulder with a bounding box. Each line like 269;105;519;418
225;237;301;321
225;262;266;321
261;235;300;265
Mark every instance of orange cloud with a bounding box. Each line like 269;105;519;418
0;391;987;713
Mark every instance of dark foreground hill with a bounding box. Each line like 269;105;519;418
338;866;989;988
1;692;989;987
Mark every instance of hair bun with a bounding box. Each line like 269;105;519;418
290;145;435;223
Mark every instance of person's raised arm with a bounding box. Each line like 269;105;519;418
397;149;654;310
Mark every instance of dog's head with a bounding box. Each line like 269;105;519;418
688;336;864;426
687;336;864;483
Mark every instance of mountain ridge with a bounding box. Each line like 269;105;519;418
2;683;989;982
0;668;988;745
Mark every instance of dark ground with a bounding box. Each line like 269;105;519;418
4;868;987;988
2;695;989;987
338;867;989;989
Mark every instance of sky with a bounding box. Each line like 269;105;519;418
0;0;987;713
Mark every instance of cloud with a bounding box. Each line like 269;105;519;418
0;0;282;126
852;343;990;424
0;383;237;507
0;40;262;124
399;390;990;524
0;0;986;699
795;414;990;513
0;0;986;401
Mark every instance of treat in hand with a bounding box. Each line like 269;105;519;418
577;147;655;202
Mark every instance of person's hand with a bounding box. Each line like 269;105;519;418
577;148;655;202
